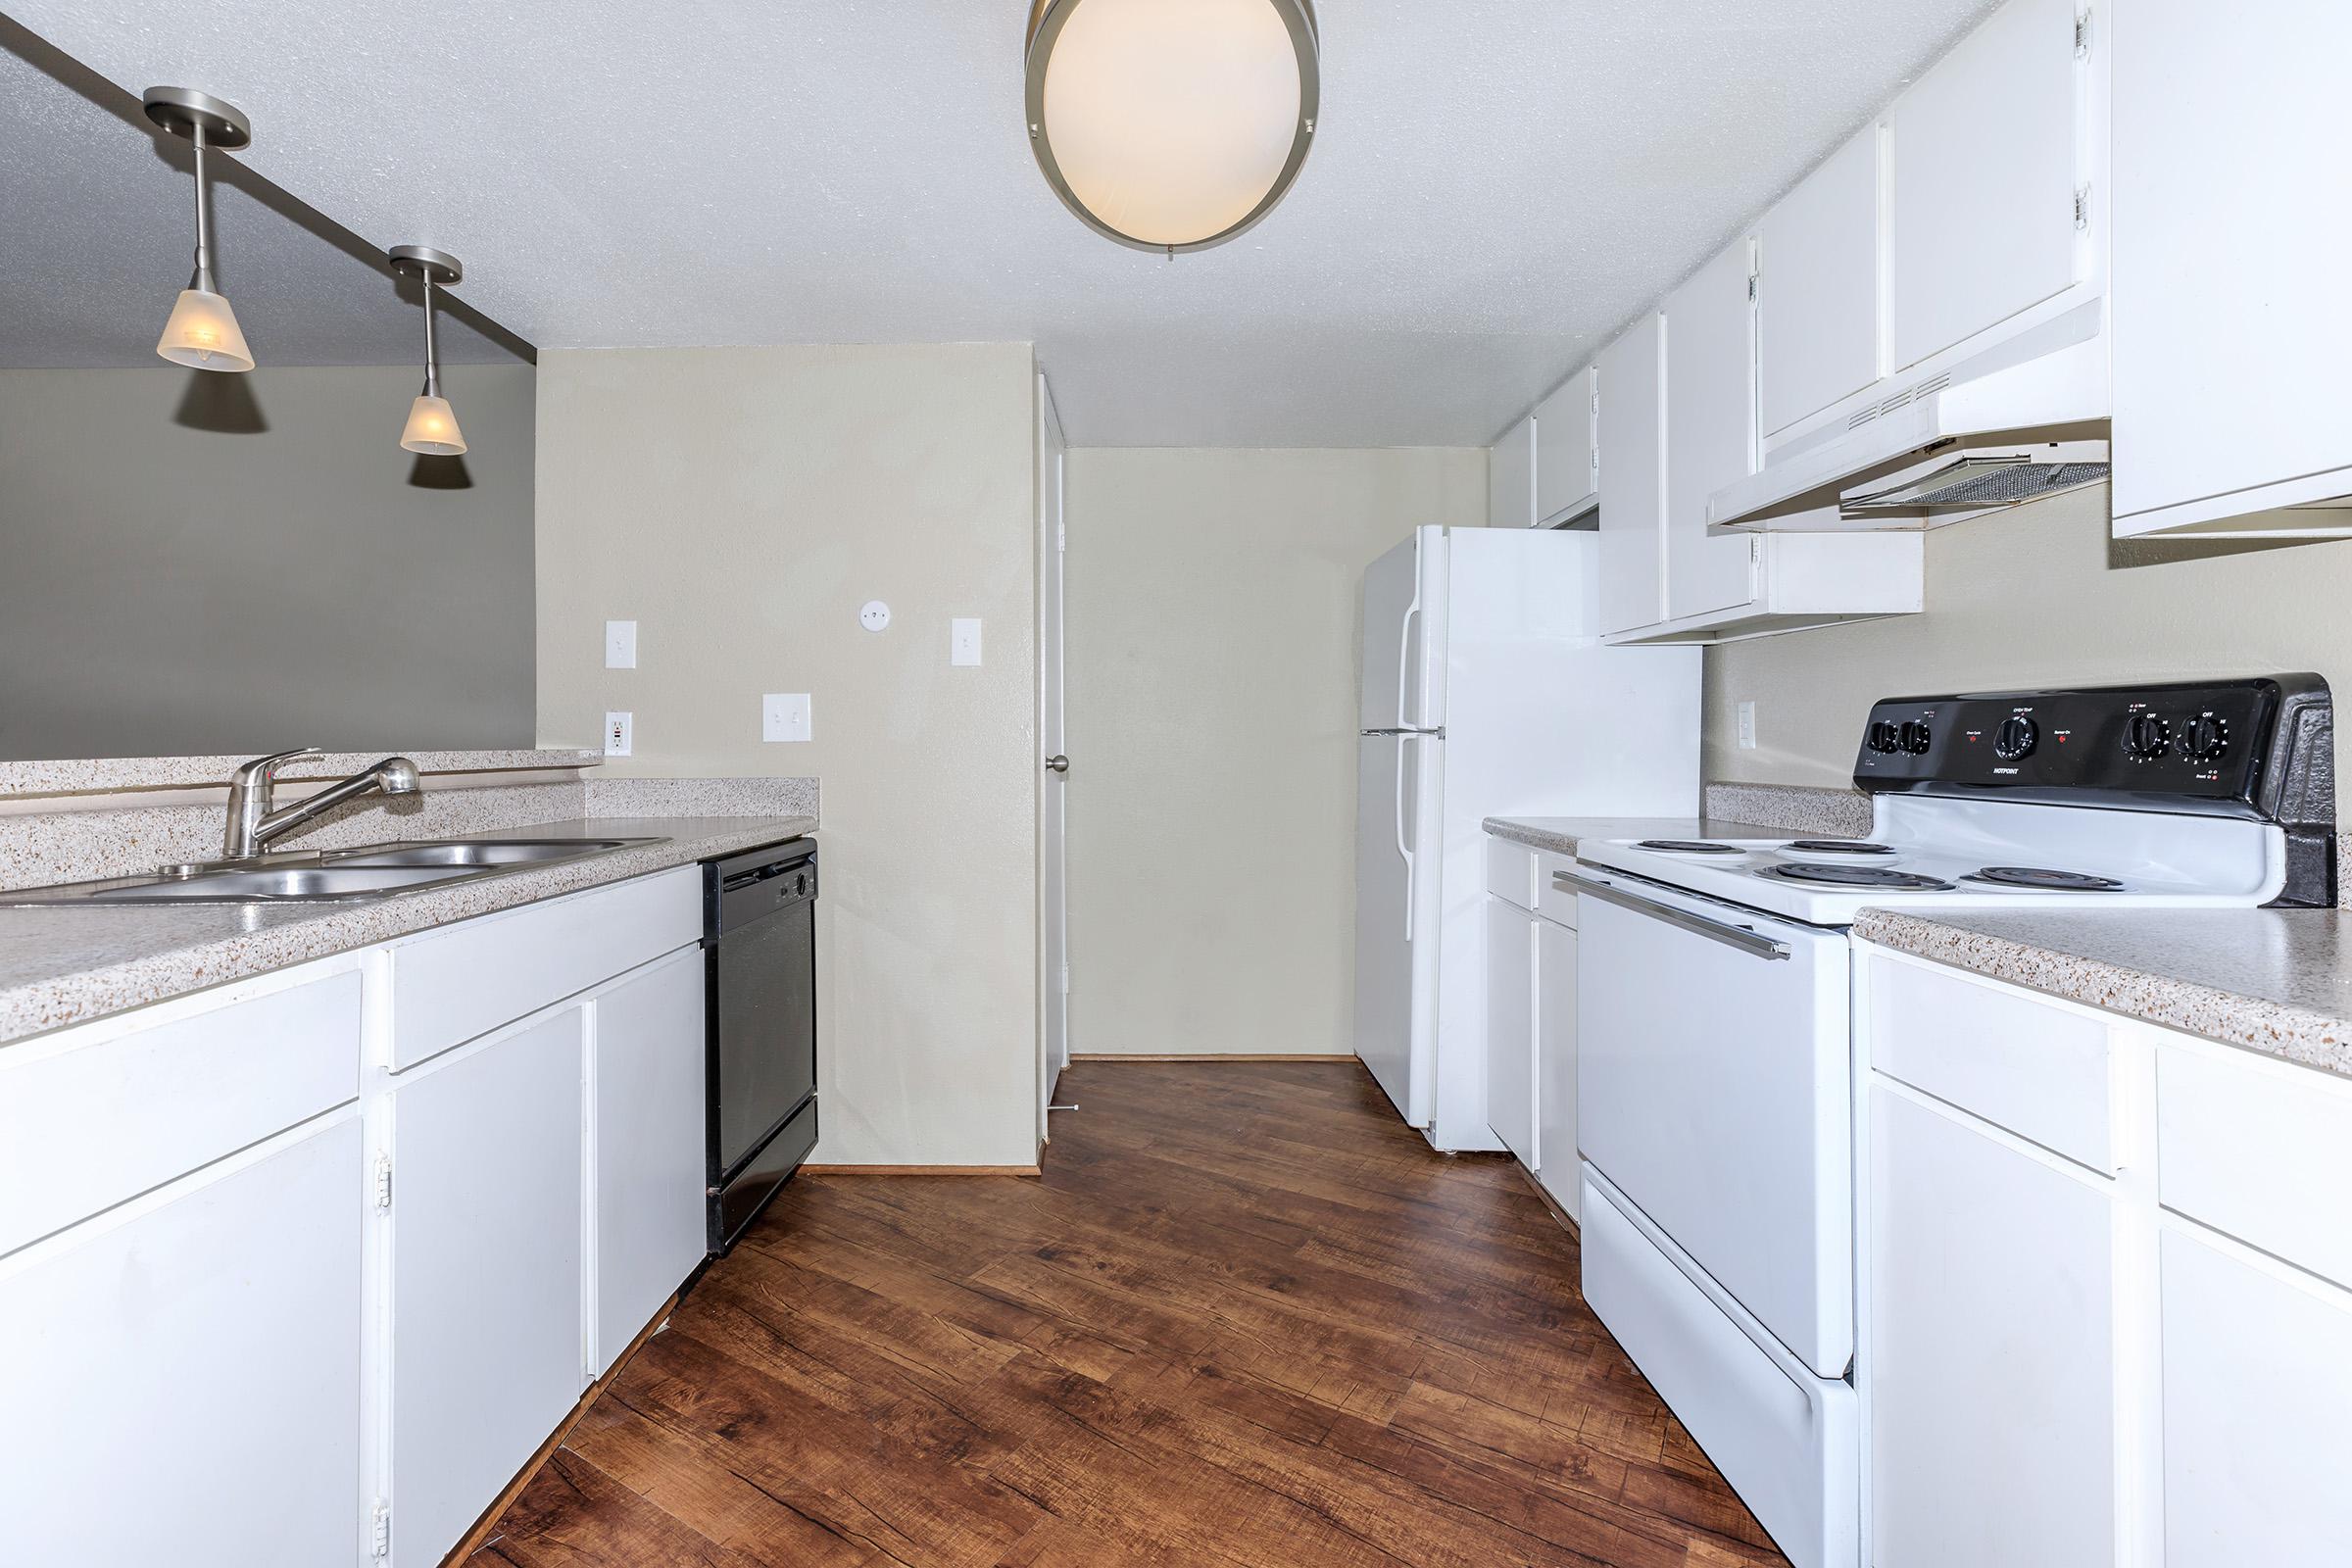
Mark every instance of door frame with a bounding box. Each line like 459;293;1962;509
1036;369;1069;1141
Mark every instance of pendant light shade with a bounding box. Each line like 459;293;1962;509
143;87;256;372
1024;0;1318;254
389;246;468;457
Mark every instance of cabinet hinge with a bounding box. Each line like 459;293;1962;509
371;1499;391;1557
1059;963;1071;996
1746;272;1758;302
372;1153;393;1210
2074;184;2091;231
2074;9;2090;57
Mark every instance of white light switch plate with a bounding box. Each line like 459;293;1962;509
951;618;983;667
1737;701;1757;750
604;711;633;757
762;693;811;743
605;620;637;669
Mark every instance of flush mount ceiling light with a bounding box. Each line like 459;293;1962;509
1024;0;1319;254
389;245;468;456
143;86;256;371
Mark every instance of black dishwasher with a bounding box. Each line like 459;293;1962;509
703;838;818;1254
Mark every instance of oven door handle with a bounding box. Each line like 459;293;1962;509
1552;870;1792;961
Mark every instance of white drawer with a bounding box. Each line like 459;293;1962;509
0;963;363;1256
2158;1042;2352;1292
1485;836;1537;910
1536;852;1581;928
1867;955;2115;1174
389;867;702;1070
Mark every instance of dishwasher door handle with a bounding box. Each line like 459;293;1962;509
1552;870;1792;961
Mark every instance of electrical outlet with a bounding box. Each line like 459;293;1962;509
951;617;983;667
762;693;811;743
605;711;633;757
1737;701;1757;750
604;619;637;668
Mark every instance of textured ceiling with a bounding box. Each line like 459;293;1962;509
5;1;1999;442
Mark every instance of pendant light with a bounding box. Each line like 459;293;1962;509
143;87;256;371
1024;0;1318;254
389;246;467;456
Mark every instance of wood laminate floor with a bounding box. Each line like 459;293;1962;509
467;1061;1787;1567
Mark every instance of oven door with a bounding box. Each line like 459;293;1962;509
1569;865;1853;1377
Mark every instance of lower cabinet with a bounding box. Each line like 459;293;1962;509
591;946;710;1374
1534;915;1580;1222
0;1115;366;1567
1483;896;1538;1166
1482;838;1581;1223
390;1008;587;1568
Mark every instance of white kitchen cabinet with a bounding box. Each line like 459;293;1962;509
1886;0;2082;371
1534;911;1579;1222
1866;1084;2117;1568
2159;1229;2352;1568
1757;126;1880;438
591;946;709;1374
1664;236;1759;623
1596;314;1665;635
1534;366;1598;526
0;1115;365;1568
1483;897;1538;1166
391;1007;587;1568
2111;0;2352;536
1490;413;1536;528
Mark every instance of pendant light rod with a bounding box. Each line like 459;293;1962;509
419;271;441;398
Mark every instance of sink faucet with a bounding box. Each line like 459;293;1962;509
222;749;421;860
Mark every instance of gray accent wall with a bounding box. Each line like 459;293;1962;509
0;362;535;760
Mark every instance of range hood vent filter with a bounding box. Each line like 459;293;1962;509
1842;455;2112;514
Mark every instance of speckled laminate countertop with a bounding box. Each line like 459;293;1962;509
1482;816;1838;858
1855;907;2352;1079
0;814;814;1047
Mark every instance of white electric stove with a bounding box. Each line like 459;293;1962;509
1566;676;2334;1568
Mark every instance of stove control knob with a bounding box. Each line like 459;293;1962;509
2123;712;2171;761
1992;715;2038;760
2178;714;2230;762
1866;720;1900;755
1897;720;1933;756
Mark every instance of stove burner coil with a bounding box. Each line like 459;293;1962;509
1754;862;1955;891
1782;840;1896;856
1635;840;1744;854
1962;866;2127;891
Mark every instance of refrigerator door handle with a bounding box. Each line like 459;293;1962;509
1394;735;1415;940
1395;593;1421;731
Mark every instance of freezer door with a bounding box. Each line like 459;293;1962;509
1359;528;1445;732
1353;731;1440;1127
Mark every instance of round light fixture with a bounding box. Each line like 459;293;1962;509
389;245;468;456
1024;0;1318;254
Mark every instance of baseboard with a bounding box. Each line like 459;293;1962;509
801;1163;1042;1177
1067;1053;1358;1063
1513;1160;1582;1239
443;1290;678;1565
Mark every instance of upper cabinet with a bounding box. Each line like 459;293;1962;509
1534;367;1599;526
1886;0;2085;371
1489;414;1536;528
1664;238;1761;622
1757;128;1882;439
1596;317;1666;636
2109;0;2352;537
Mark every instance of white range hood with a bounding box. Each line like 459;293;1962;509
1711;300;2111;532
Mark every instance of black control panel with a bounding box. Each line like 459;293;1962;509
1852;676;2332;819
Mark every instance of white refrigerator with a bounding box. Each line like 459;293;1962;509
1354;525;1701;1151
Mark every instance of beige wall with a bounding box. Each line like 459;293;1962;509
535;344;1039;1167
1705;486;2352;785
1062;447;1488;1057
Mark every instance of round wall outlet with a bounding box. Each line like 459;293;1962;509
859;601;892;633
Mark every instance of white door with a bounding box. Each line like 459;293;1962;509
2160;1228;2352;1567
1037;372;1069;1123
1359;529;1437;733
1490;413;1535;527
1596;316;1665;635
1534;913;1579;1221
1664;235;1759;622
1534;367;1597;524
0;1116;365;1568
1867;1086;2118;1568
391;1008;585;1568
1886;0;2082;369
590;949;706;1375
1758;126;1881;436
1482;896;1536;1164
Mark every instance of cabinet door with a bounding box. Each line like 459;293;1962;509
1534;367;1597;525
2161;1230;2352;1567
1664;237;1760;622
1758;127;1881;436
1867;1086;2118;1568
2112;0;2352;525
1534;916;1579;1222
1483;898;1537;1167
392;1009;585;1568
1490;414;1535;528
1887;0;2081;369
0;1116;364;1567
592;949;709;1374
1596;316;1665;635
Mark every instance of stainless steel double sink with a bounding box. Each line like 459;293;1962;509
0;837;665;906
